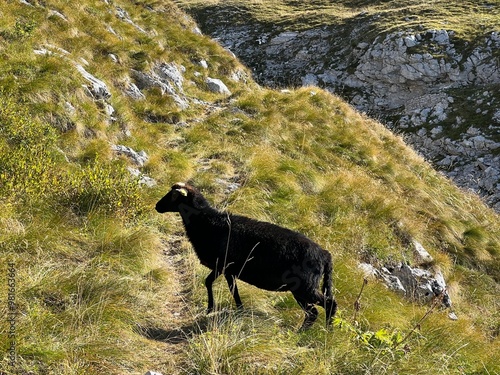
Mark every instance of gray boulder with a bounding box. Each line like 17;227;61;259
206;77;231;95
112;145;149;167
76;65;111;100
131;62;189;109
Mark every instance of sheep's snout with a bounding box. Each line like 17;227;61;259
155;201;166;213
155;192;174;213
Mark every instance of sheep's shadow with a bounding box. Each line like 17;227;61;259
137;309;261;344
137;316;209;344
138;324;197;344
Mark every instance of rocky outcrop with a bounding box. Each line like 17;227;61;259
131;62;190;109
196;19;500;210
111;145;149;167
32;21;243;186
358;240;457;320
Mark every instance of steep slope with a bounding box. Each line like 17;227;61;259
175;0;500;211
0;1;499;374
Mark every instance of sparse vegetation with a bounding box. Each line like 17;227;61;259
0;0;499;374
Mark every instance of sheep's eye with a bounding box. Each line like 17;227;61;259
171;190;179;200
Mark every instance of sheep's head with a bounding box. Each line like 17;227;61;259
155;182;207;213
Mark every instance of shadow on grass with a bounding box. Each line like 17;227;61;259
137;309;263;344
136;317;209;344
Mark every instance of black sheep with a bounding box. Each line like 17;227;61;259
155;182;337;329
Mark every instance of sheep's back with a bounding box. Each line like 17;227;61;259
184;211;328;291
224;215;327;291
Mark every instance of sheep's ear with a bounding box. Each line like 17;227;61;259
176;187;188;197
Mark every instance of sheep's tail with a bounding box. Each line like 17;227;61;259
322;253;337;326
322;259;333;299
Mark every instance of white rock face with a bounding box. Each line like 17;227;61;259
112;145;149;167
124;81;146;100
359;262;453;311
76;65;111;100
412;240;434;265
203;22;500;210
127;167;156;187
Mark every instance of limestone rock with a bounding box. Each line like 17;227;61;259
131;62;189;109
155;63;185;90
206;77;231;95
76;65;111;100
412;240;434;265
358;262;379;279
215;177;241;193
124;81;146;100
115;6;147;33
127;167;156;187
48;9;68;22
365;262;452;310
112;145;149;167
200;21;500;211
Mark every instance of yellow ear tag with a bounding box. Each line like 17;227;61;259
177;187;188;197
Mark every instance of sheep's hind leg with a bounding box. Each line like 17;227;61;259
314;291;337;327
224;274;243;309
325;297;337;327
294;296;319;330
205;270;218;313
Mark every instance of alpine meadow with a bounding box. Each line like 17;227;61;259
0;1;499;374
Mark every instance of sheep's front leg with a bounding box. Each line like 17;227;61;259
205;270;218;313
225;274;243;309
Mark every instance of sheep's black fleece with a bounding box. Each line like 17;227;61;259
156;182;337;329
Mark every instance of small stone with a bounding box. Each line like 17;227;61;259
206;77;231;95
412;240;434;264
199;59;208;69
448;311;458;320
112;145;149;167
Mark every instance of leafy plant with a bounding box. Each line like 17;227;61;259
0;96;60;201
1;16;37;41
60;160;145;217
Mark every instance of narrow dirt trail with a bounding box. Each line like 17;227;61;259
141;233;202;374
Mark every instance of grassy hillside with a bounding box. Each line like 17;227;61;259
0;1;499;374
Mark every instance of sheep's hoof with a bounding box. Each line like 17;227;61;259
206;306;214;314
299;322;313;331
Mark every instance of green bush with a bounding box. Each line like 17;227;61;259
0;96;144;217
61;160;145;217
0;96;60;201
